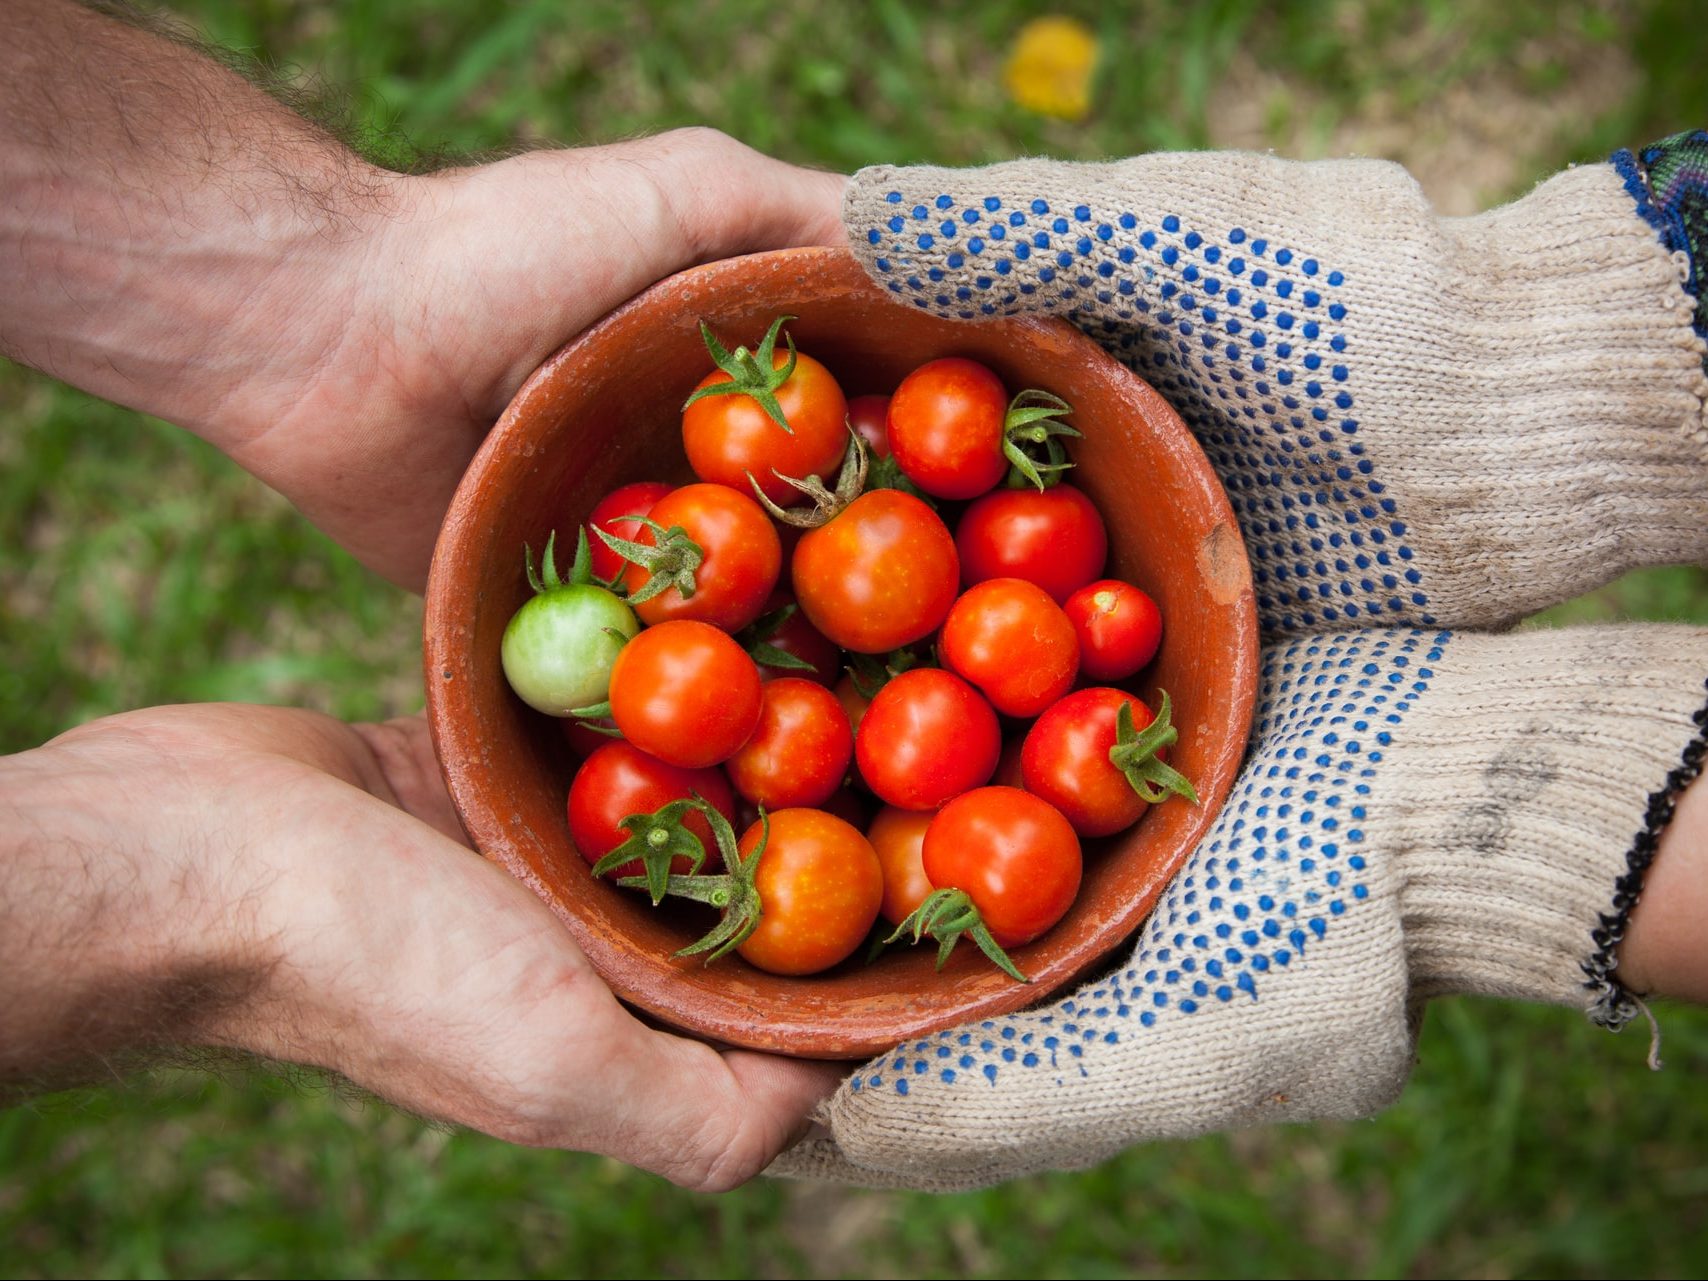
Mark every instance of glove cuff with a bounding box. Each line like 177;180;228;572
1388;628;1708;1018
1617;130;1708;364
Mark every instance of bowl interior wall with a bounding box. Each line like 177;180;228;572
426;249;1256;1058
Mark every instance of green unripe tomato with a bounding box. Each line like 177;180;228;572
501;581;639;715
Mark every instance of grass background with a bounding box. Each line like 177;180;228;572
4;0;1708;1276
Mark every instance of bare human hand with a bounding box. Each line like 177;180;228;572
0;704;841;1190
1;0;847;589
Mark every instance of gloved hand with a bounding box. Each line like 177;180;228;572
845;144;1708;633
772;139;1708;1190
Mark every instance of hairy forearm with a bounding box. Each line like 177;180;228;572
0;0;399;448
0;731;265;1088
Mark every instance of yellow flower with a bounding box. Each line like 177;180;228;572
1004;16;1099;121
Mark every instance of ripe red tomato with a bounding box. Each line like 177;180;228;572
1022;687;1169;837
956;484;1108;603
791;490;958;653
940;577;1080;718
607;620;763;768
856;668;1000;810
886;357;1009;499
683;346;848;507
867;806;935;928
585;480;671;585
735;809;883;976
567;741;734;878
724;677;853;809
923;787;1081;947
624;483;781;633
1065;579;1163;680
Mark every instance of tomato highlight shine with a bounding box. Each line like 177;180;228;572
855;668;1000;811
940;577;1080;718
735;809;883;976
923;787;1082;948
957;483;1108;603
607;620;763;768
792;489;958;654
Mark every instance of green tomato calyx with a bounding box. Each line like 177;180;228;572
590;516;704;607
618;802;769;964
886;887;1030;983
1001;389;1081;491
1108;690;1200;806
592;796;712;905
682;315;800;435
525;526;597;594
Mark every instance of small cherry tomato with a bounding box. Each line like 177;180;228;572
886;357;1009;499
500;535;639;716
924;787;1081;947
792;489;959;653
725;677;854;809
621;483;781;633
736;809;883;976
940;577;1080;718
957;484;1108;603
567;742;734;878
1065;579;1163;681
585;481;672;585
856;668;1000;810
608;620;763;768
867;806;936;928
683;325;848;507
1022;687;1191;837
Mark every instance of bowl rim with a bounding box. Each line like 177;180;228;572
424;245;1259;1058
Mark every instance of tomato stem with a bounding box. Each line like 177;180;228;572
1001;389;1081;491
746;429;869;529
682;315;800;435
590;516;705;607
620;804;771;963
591;796;712;904
886;887;1030;983
1107;690;1200;805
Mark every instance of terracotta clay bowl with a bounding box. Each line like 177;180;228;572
424;246;1258;1060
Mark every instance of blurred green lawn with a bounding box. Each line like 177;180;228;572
4;1;1708;1276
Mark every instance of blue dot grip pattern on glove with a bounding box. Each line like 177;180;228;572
848;628;1449;1098
862;191;1434;634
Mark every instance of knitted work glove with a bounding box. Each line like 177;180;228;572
777;625;1708;1190
769;146;1708;1190
843;150;1708;633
